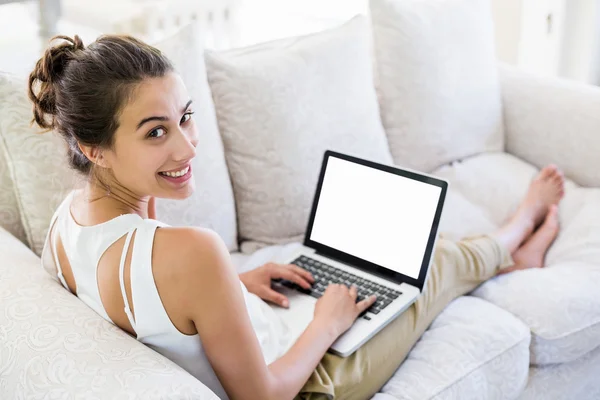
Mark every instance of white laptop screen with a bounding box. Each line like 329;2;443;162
308;156;442;280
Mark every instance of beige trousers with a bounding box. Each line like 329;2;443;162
296;235;514;400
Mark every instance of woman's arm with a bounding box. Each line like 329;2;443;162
169;228;372;400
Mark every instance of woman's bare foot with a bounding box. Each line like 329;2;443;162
514;165;564;229
498;205;560;274
492;165;564;254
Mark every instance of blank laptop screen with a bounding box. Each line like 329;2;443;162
309;156;442;280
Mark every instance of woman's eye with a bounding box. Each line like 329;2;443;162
181;112;194;124
148;127;166;139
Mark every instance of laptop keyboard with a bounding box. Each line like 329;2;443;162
273;255;402;316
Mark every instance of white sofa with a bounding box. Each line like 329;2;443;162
2;0;600;398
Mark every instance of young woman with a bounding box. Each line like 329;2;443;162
33;34;564;400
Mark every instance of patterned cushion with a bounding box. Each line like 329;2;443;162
374;296;530;400
0;136;26;245
519;345;600;400
432;152;600;365
370;0;504;172
0;227;219;399
205;16;394;249
0;22;238;256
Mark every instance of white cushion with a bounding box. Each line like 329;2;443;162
519;344;600;400
0;80;75;255
500;63;600;187
0;138;26;244
205;16;394;248
432;152;600;365
0;227;219;399
0;22;238;255
370;0;504;172
376;296;530;400
473;264;600;365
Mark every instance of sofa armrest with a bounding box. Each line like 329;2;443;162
0;227;219;399
500;63;600;187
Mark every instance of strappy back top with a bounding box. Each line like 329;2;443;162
41;190;294;399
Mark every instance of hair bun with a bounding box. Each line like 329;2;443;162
28;35;85;130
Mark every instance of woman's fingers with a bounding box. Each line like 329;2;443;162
356;295;377;314
272;266;312;289
349;285;358;299
258;287;289;308
286;264;315;283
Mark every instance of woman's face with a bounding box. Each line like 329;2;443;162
104;72;198;200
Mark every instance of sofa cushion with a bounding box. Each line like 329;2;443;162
0;137;26;244
500;64;600;187
373;296;530;400
432;152;600;365
205;16;394;249
0;227;219;399
370;0;504;172
0;22;238;256
519;344;600;400
473;263;600;366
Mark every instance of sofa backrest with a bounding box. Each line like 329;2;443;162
0;226;220;399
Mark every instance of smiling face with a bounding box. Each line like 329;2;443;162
100;72;199;200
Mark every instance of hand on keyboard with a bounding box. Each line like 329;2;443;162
240;262;315;308
273;256;403;317
313;283;377;337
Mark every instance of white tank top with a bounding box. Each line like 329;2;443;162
41;190;294;399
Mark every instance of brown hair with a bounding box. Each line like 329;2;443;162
28;34;174;175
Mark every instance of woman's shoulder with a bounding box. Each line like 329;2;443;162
151;226;232;279
150;226;237;325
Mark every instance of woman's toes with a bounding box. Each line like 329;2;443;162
539;165;555;179
552;175;564;187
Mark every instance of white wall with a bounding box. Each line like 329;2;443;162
559;0;600;84
490;0;523;64
491;0;600;84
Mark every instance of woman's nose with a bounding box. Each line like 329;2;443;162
173;126;197;161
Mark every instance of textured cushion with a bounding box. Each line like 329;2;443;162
0;83;77;255
370;0;504;172
500;63;600;187
0;22;238;256
374;296;530;400
0;137;26;244
473;264;600;365
205;16;394;248
432;152;600;365
0;227;219;399
519;345;600;400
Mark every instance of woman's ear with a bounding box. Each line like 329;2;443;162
78;143;110;168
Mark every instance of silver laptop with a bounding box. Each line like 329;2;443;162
269;150;448;357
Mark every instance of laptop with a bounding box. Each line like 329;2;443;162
268;150;448;357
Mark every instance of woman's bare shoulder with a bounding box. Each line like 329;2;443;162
149;226;236;330
152;226;231;274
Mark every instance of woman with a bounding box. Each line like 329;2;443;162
33;34;564;400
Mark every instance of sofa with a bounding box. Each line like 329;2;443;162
1;0;600;398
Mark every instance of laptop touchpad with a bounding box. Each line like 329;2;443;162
270;286;316;340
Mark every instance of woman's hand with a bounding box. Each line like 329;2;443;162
313;284;377;337
239;262;315;308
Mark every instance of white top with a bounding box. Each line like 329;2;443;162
41;190;294;399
